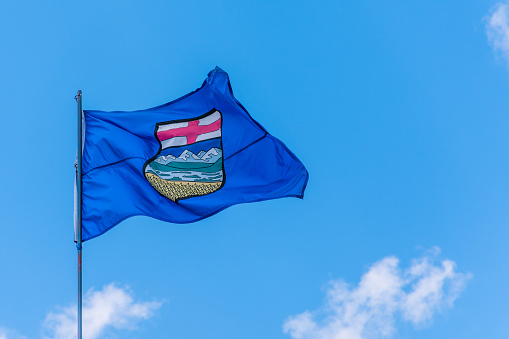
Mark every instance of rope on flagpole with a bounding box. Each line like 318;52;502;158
75;90;83;339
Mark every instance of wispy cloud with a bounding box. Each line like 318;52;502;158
43;283;162;339
486;3;509;65
283;248;471;339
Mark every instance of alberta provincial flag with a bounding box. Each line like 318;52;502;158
77;67;308;241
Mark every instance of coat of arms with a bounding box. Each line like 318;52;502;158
143;109;225;202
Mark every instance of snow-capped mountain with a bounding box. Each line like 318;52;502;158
178;149;202;161
154;154;176;165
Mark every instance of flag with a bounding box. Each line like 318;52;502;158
77;67;308;241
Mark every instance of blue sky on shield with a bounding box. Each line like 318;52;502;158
1;0;509;338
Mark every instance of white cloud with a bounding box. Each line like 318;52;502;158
283;248;471;339
43;283;162;339
0;327;27;339
486;3;509;64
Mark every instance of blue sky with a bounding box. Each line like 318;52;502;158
1;1;509;338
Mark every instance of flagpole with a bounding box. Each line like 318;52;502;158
75;90;83;339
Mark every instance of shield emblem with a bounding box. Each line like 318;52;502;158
143;109;225;202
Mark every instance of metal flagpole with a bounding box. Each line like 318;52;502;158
75;90;83;339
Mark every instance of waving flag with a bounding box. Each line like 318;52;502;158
77;67;308;241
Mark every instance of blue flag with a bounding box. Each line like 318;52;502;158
77;67;308;241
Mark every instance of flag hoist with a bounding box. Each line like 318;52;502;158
75;90;83;339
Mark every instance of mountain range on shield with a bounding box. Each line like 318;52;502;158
145;147;223;183
155;147;222;165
